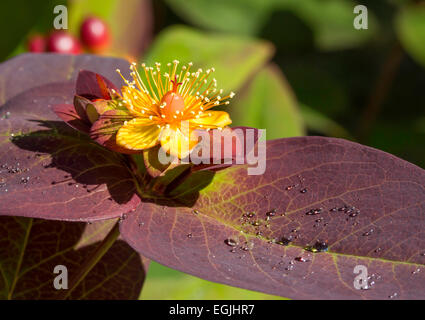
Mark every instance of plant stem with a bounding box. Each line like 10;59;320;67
358;42;403;142
59;220;121;300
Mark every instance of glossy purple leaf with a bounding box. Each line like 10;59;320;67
120;137;425;299
0;54;139;221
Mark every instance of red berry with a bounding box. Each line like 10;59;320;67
47;31;82;54
27;34;46;53
80;17;110;52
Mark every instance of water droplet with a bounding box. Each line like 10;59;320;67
192;209;199;215
363;229;374;236
412;268;421;275
187;233;193;238
20;177;30;184
266;209;276;217
224;238;237;247
300;188;307;194
295;256;309;262
246;212;256;218
306;208;323;215
389;292;398;299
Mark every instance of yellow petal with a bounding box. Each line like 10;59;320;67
189;111;232;129
116;118;161;150
160;126;199;159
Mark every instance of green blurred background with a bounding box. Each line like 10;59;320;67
1;0;425;299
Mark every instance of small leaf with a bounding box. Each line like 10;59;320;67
76;70;118;100
121;137;425;299
0;216;148;299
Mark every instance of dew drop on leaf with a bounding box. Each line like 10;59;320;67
295;256;309;262
224;238;237;247
266;209;276;217
363;229;374;236
389;292;398;299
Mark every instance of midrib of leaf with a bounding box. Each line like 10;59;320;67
7;218;33;300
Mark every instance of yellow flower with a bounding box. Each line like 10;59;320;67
114;60;234;158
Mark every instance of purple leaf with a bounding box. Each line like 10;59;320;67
120;137;425;299
0;54;139;221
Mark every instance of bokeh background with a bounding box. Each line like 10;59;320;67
1;0;424;299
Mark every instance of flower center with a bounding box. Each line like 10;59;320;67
159;75;184;122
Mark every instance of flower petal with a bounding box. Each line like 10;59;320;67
116;118;161;150
160;126;199;159
189;111;232;129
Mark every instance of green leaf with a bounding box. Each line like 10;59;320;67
396;4;425;68
163;0;377;50
163;0;275;35
275;0;378;50
143;25;274;91
230;64;304;139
